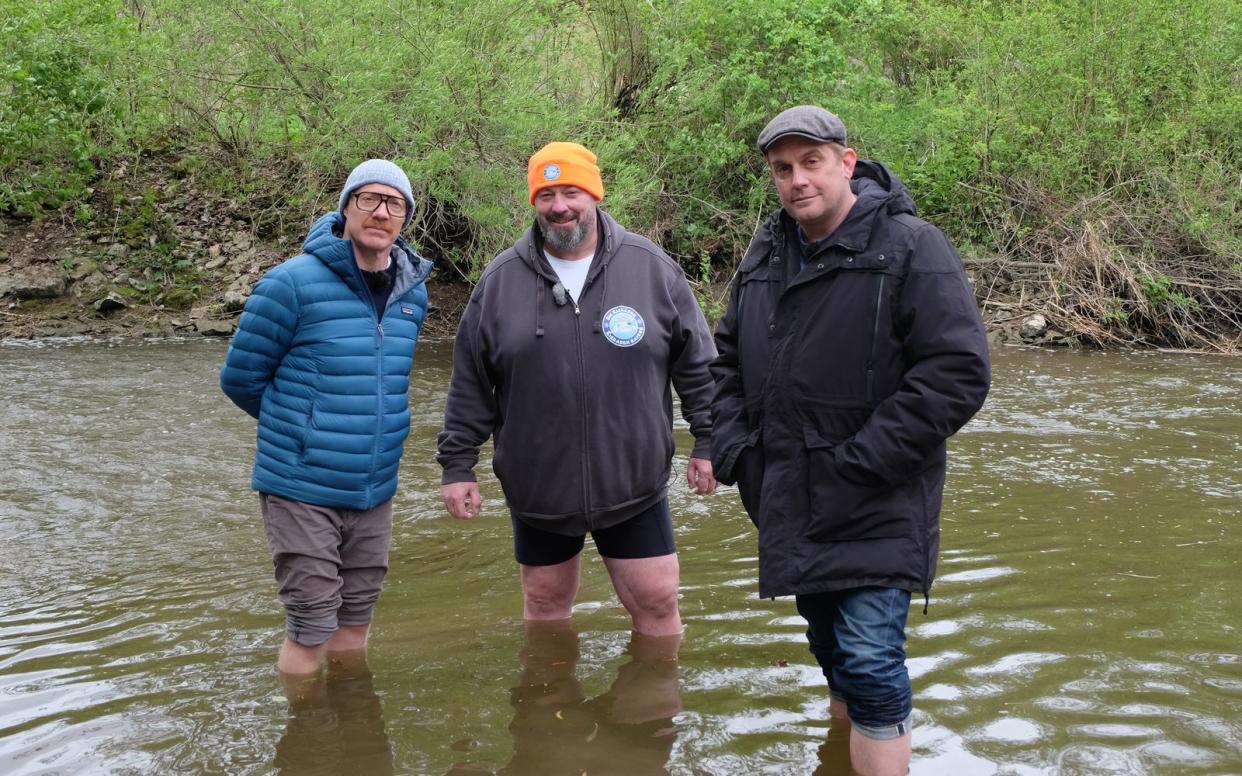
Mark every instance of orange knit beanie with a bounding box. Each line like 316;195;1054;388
527;142;605;204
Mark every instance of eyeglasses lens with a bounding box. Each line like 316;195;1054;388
356;192;406;216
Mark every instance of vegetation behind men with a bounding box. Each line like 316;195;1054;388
710;106;991;775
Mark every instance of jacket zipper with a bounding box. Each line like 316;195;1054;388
352;260;390;506
573;302;593;528
368;259;418;499
865;275;885;403
367;254;430;501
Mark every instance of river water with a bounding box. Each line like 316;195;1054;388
0;339;1238;775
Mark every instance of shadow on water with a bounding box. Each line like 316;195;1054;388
448;623;683;776
274;656;393;776
0;338;1240;774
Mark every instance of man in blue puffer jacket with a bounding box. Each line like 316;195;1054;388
221;159;431;675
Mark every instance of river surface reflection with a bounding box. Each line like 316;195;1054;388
0;339;1238;774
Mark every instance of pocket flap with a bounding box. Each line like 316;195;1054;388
802;427;834;450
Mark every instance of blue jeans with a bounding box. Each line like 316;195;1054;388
795;586;913;740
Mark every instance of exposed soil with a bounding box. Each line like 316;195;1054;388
0;157;471;340
0;153;1063;347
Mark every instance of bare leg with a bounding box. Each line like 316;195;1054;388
279;623;370;674
277;662;328;705
519;555;581;621
325;623;370;654
516;619;584;704
850;730;911;776
601;631;683;724
278;637;327;675
815;730;853;775
601;554;682;636
824;698;910;776
830;695;850;721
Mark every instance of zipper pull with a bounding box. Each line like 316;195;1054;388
574;305;580;315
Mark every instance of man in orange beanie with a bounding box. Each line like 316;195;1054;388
438;141;717;640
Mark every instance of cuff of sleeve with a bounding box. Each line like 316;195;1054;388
691;436;712;460
440;465;478;486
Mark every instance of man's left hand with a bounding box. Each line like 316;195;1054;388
687;457;718;496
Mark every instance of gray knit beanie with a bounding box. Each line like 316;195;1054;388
338;159;416;229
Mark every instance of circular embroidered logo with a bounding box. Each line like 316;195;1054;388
542;163;561;181
601;306;645;347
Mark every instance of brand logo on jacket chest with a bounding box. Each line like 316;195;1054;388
601;305;645;347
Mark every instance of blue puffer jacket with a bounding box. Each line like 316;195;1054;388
220;212;432;510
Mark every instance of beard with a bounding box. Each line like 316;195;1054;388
538;213;592;251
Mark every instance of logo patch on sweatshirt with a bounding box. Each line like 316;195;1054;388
400;305;415;315
601;305;645;347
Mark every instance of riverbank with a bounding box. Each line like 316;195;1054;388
0;208;1131;350
6;0;1238;352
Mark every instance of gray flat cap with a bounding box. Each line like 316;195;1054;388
756;105;848;152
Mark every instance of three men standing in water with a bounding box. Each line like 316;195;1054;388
222;108;988;775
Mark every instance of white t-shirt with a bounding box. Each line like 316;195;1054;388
545;252;593;304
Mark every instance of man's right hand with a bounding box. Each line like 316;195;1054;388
441;481;482;519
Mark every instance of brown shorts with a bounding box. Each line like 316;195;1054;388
260;493;393;647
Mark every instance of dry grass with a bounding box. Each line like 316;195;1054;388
970;178;1242;354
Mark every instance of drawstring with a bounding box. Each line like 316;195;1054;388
592;263;608;333
922;591;929;615
535;272;545;337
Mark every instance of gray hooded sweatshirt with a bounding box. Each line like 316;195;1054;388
437;210;715;534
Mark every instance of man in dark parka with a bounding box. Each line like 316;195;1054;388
710;106;990;776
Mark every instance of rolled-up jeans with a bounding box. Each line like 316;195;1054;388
795;586;913;740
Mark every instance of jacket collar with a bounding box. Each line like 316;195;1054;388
513;208;625;338
515;207;624;282
302;211;432;298
739;159;917;274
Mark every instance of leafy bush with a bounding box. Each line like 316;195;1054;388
0;0;142;214
2;0;1238;346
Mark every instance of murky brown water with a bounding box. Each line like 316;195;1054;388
0;339;1239;775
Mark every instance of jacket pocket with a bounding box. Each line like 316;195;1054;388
715;426;757;485
733;432;764;527
297;403;318;463
803;427;912;542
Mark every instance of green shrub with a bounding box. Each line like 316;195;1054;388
2;0;1237;346
0;0;143;214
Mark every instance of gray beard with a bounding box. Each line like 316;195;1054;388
539;217;590;251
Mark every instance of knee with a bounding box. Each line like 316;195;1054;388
629;581;680;622
283;588;343;647
523;586;575;619
841;683;912;733
338;572;384;627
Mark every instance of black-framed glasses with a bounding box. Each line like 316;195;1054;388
352;191;408;217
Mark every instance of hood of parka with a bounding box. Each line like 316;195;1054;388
741;159;919;273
